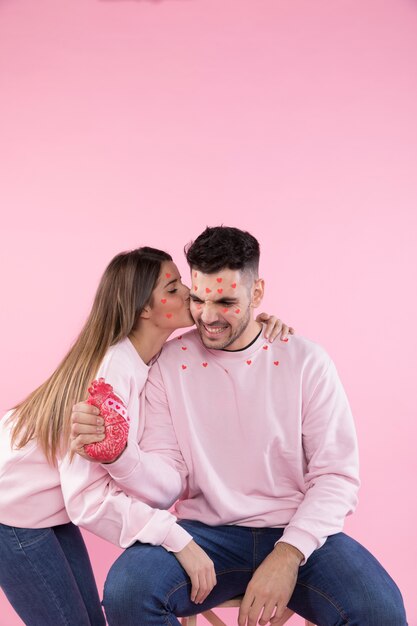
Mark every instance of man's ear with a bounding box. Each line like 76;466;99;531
250;278;265;309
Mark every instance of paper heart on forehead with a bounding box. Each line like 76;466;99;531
84;378;130;463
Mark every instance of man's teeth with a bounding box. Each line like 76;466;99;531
204;326;226;334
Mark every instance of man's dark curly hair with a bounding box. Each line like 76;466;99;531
185;226;260;275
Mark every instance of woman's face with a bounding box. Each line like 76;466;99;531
149;261;194;330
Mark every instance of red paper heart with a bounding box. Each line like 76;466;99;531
246;360;252;365
177;335;182;340
206;288;211;293
216;278;222;283
235;309;240;314
161;298;167;304
116;405;120;410
182;364;187;370
182;346;187;350
231;283;237;288
223;308;229;313
166;273;171;278
274;361;279;366
202;362;208;367
217;288;223;294
108;401;113;405
282;338;289;343
166;313;173;319
263;345;268;350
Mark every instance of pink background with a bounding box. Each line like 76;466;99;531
1;0;416;623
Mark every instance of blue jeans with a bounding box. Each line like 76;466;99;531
103;520;407;625
0;521;105;626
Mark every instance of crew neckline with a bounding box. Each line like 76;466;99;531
204;324;268;360
222;327;263;352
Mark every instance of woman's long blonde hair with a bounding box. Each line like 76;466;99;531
9;246;172;464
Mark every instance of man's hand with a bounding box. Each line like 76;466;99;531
70;402;105;461
174;540;217;604
255;313;295;343
238;542;303;626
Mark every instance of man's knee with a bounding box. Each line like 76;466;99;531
354;584;407;626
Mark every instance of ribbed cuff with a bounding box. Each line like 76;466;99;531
275;526;321;565
162;523;193;553
101;442;141;479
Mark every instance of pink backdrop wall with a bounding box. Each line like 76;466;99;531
1;0;416;623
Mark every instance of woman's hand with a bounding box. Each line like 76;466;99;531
173;540;217;604
255;313;295;343
70;402;106;462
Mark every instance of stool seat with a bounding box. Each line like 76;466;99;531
181;597;315;625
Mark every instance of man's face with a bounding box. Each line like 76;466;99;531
189;267;263;350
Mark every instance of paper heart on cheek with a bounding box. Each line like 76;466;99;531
84;378;130;463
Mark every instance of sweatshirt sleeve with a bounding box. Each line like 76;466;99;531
59;454;192;553
94;349;186;507
276;359;360;564
139;361;189;484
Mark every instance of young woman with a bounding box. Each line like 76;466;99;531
0;247;292;626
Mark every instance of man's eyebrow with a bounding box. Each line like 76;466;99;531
216;298;238;304
190;294;238;304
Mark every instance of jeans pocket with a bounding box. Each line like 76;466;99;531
12;526;52;548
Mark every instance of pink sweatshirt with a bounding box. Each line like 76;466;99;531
110;329;360;562
60;338;191;552
0;412;70;528
0;338;190;552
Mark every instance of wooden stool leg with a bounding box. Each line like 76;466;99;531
201;610;228;625
180;617;196;626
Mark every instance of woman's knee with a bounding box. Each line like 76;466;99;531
103;544;178;620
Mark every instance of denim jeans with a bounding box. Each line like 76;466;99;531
103;520;407;626
0;521;105;626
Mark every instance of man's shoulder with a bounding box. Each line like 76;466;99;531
284;334;332;370
158;329;202;361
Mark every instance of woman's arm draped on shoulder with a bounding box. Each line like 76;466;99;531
140;362;188;477
103;360;188;501
60;352;192;553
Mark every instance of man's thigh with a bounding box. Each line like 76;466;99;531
290;533;407;625
103;521;256;620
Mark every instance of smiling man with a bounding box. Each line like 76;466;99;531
73;227;407;626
